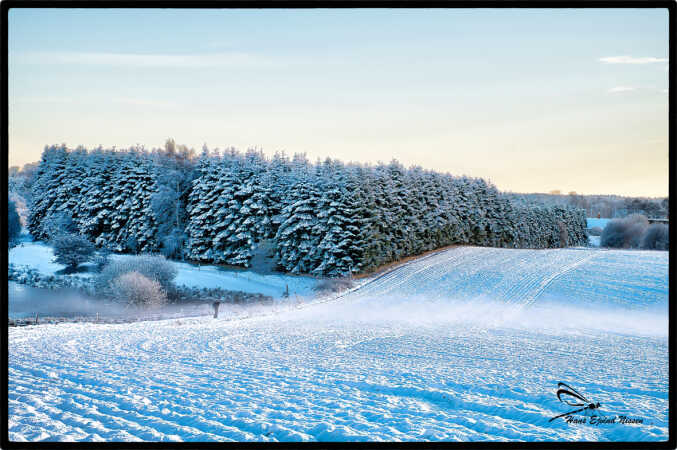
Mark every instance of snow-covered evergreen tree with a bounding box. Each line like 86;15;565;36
274;166;324;274
209;149;271;267
264;151;293;239
94;149;158;253
28;145;69;239
27;142;589;276
78;147;115;241
185;149;225;262
311;159;361;276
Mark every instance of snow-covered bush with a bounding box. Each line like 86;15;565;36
110;271;167;307
52;233;97;270
8;264;92;291
92;249;111;273
588;226;603;236
8;264;42;285
313;278;354;294
97;254;178;296
641;224;669;250
175;285;272;304
159;229;187;260
600;220;626;248
601;214;649;248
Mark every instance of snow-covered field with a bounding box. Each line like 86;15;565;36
588;235;601;247
586;218;611;230
585;218;607;247
8;246;668;442
8;240;68;276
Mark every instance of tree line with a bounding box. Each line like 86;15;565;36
25;142;588;277
508;191;668;219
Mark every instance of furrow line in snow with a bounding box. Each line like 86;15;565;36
519;250;600;308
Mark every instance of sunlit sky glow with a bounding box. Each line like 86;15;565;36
8;8;669;196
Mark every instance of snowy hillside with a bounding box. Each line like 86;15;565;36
339;246;667;313
8;246;668;442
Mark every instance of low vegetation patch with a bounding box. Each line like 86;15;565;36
313;278;354;295
588;226;603;237
601;215;669;250
97;254;178;298
51;233;97;272
8;264;91;291
109;271;168;308
641;224;669;250
175;285;273;304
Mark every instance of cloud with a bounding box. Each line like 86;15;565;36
599;56;668;64
608;86;636;93
19;51;274;69
600;86;668;95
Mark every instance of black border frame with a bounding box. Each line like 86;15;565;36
1;1;673;448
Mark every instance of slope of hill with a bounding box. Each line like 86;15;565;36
8;246;668;442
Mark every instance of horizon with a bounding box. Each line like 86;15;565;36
8;142;668;200
8;8;669;197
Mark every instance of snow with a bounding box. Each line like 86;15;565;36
343;246;667;313
161;258;315;298
585;218;608;246
588;235;601;247
8;240;319;299
8;246;668;442
8;240;71;275
587;218;611;229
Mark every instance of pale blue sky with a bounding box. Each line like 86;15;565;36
8;8;669;196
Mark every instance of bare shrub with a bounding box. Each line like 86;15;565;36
625;213;650;226
110;271;167;307
641;224;669;250
600;214;649;249
587;226;603;237
97;254;177;295
313;277;354;294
